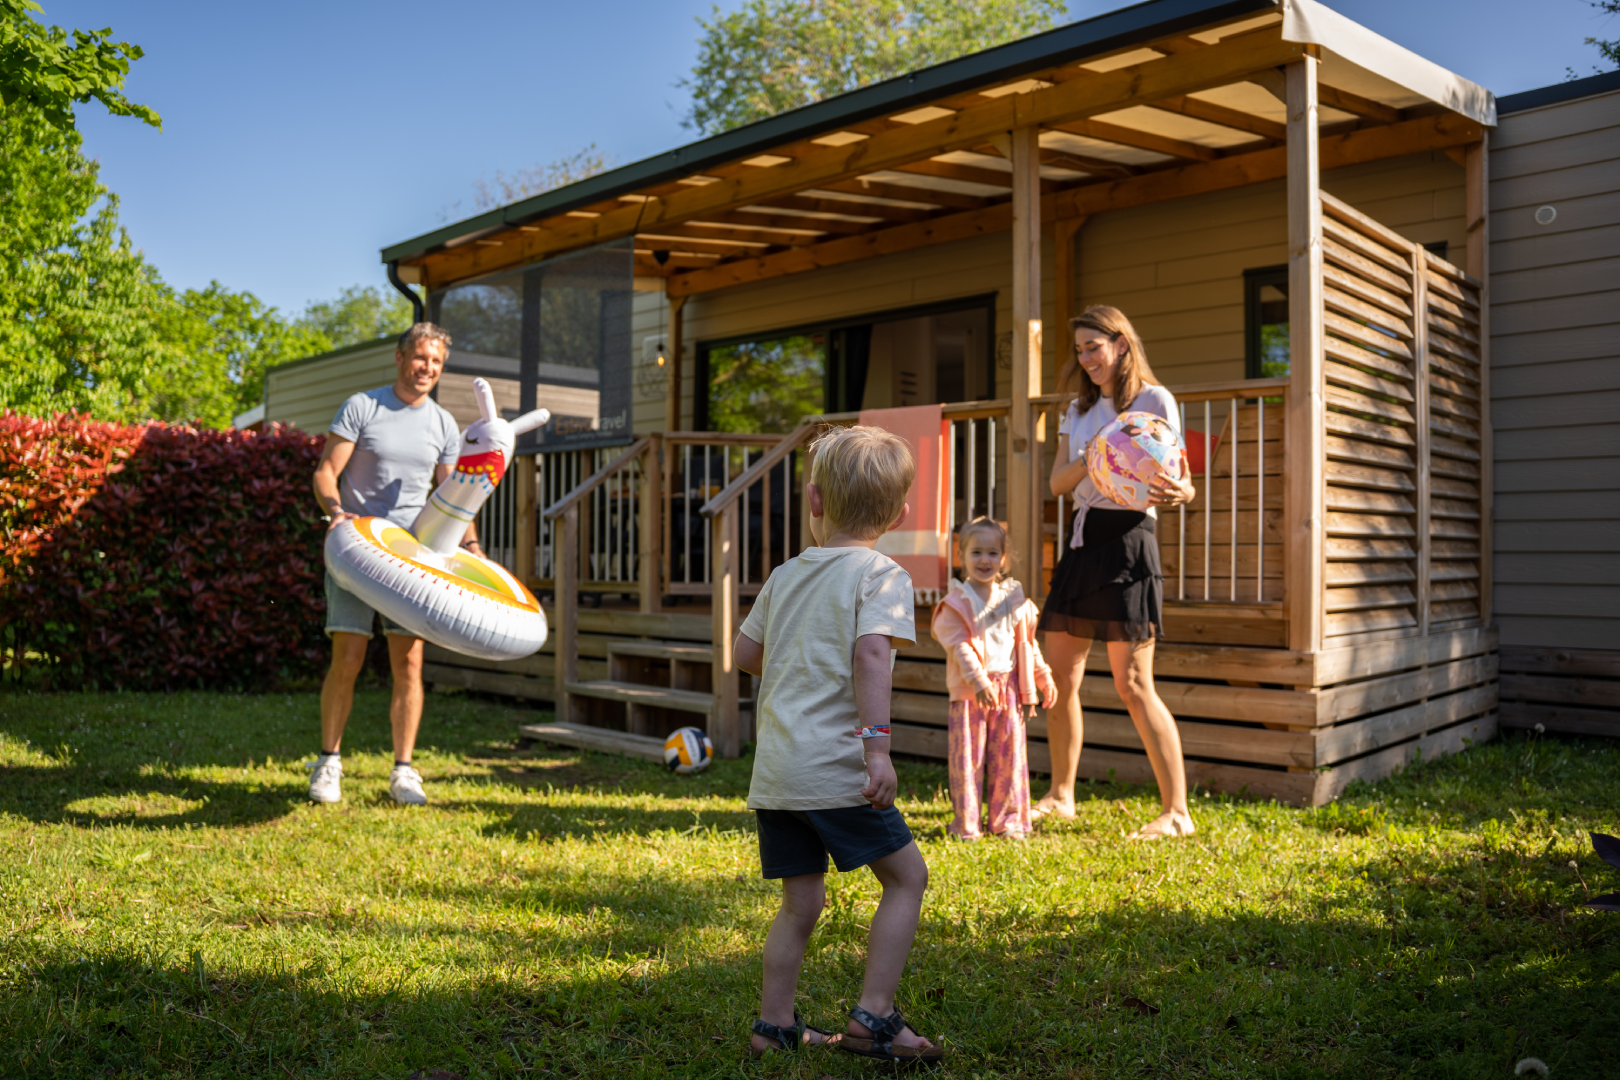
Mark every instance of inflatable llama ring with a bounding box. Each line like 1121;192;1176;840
324;378;551;661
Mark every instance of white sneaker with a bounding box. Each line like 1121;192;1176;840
389;764;427;806
307;755;342;803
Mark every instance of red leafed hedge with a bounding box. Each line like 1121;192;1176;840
0;412;330;689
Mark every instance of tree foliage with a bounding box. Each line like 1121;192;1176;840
0;0;159;132
682;0;1065;135
296;284;414;350
1584;0;1619;69
0;104;169;421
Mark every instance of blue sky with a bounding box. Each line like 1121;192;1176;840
63;0;1617;314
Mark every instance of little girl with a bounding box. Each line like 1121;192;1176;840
930;518;1057;840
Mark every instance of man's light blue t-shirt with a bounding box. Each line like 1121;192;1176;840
330;386;461;528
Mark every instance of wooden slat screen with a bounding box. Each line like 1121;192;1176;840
1423;254;1485;628
1318;196;1423;640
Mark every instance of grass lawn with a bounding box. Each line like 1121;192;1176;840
0;688;1616;1079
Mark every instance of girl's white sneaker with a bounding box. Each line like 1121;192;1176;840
389;764;427;806
307;755;342;803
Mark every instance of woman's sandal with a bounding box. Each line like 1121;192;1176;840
748;1011;839;1057
838;1004;944;1063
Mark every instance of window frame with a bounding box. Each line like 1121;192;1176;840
1243;264;1290;381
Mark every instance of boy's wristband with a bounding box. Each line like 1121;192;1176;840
857;725;890;739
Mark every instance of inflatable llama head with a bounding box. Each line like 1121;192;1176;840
413;378;550;554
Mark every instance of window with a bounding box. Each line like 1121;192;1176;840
694;295;994;431
1244;265;1290;379
703;334;827;434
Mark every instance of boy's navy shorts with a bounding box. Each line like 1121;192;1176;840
754;805;914;878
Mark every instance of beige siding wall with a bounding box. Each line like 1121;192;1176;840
1489;89;1620;650
265;342;397;433
1082;152;1466;386
626;152;1465;434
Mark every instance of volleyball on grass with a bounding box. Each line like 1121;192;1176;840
1085;410;1187;511
663;727;713;774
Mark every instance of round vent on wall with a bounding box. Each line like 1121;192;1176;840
1534;205;1558;225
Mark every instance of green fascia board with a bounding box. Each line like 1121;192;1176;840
381;0;1277;266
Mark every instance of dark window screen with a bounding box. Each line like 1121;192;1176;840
429;238;633;451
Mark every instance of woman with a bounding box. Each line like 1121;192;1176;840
1032;305;1197;840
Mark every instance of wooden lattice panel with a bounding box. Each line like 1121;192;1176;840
1422;254;1485;628
1319;197;1423;640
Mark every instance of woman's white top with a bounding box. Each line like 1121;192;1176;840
952;578;1018;673
1057;384;1181;550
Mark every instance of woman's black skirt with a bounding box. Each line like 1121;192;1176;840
1037;508;1162;642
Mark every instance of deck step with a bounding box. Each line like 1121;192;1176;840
605;640;715;664
564;680;715;715
517;721;665;764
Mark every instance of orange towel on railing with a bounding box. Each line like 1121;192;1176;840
858;404;949;593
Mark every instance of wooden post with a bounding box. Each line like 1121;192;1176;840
1465;139;1492;625
710;504;741;757
1009;125;1044;595
639;435;663;613
556;504;580;723
1284;55;1326;655
665;295;687;433
514;453;537;587
1051;214;1084;599
1411;251;1432;637
1053;216;1085;348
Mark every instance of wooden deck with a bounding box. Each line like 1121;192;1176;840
424;601;1497;807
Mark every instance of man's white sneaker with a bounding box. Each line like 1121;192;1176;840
389;764;427;806
307;755;342;804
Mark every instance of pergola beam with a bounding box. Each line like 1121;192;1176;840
663;110;1483;299
415;31;1306;288
1149;93;1286;141
1049;116;1221;161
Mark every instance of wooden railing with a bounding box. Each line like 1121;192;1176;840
697;426;820;756
541;436;655;723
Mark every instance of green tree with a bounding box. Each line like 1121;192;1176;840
295;284;414;349
1584;1;1619;69
0;0;159;132
149;284;330;428
682;0;1065;135
707;336;825;433
444;144;615;221
0;104;168;420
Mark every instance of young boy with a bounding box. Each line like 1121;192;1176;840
734;424;942;1063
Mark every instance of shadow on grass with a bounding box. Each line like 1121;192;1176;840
0;760;305;830
5;870;1616;1080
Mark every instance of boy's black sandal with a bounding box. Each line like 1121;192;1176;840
840;1004;944;1062
749;1011;838;1056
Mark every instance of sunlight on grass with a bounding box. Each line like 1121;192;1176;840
0;689;1616;1078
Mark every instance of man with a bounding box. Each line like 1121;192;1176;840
307;322;482;805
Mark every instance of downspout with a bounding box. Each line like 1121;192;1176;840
387;260;425;325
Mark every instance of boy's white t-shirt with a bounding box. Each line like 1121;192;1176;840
740;546;916;811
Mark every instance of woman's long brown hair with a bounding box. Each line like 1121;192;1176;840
1056;304;1162;417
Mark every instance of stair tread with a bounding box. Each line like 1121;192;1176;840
518;721;666;763
565;680;715;711
606;640;715;662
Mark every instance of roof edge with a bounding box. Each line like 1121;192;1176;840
381;0;1278;266
1497;69;1620;115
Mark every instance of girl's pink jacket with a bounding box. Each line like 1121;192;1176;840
930;580;1056;705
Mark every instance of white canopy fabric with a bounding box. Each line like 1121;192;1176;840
1282;0;1497;126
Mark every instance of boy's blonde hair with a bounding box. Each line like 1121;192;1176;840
808;424;915;540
